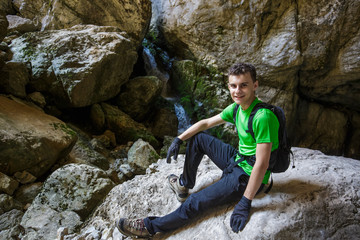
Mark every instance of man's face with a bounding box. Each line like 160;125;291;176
228;72;258;110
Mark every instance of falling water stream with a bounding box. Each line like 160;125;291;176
143;46;192;134
174;101;192;134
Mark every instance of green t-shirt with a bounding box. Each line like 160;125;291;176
220;98;279;184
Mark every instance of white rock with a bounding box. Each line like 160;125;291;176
128;139;160;174
77;147;360;239
10;25;138;108
20;164;115;240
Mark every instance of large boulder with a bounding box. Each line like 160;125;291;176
0;10;8;42
0;96;77;177
10;25;138;107
116;76;163;122
12;0;151;45
20;163;115;240
297;0;360;110
6;15;39;33
68;125;110;171
0;172;19;195
152;0;302;88
63;147;360;239
152;0;359;101
0;61;29;98
148;108;178;139
100;102;159;147
293;100;348;155
127;139;160;174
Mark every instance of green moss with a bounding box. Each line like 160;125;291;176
21;44;37;60
142;29;171;68
171;60;236;144
50;123;77;138
216;26;224;35
149;149;160;161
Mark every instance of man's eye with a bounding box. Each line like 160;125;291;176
241;84;248;88
229;84;236;88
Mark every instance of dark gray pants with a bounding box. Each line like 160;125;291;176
144;132;252;234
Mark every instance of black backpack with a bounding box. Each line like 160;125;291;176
233;102;293;173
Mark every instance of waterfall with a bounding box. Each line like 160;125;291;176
142;45;191;134
174;102;192;134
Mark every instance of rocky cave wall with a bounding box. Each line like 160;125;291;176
151;0;360;159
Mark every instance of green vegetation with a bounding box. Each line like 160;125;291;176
216;25;224;35
142;29;172;69
50;122;77;138
171;60;236;144
142;28;234;145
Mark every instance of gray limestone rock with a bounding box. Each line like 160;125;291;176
0;10;8;42
0;172;19;195
20;163;115;240
116;76;163;122
0;209;23;240
0;96;77;177
12;0;151;45
70;148;359;239
100;102;159;147
6;15;39;33
0;61;29;98
128;139;160;174
0;194;23;214
10;25;138;108
14;182;42;205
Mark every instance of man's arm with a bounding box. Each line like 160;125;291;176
178;114;226;141
230;142;272;233
243;142;272;200
166;114;226;163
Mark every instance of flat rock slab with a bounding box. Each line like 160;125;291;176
71;147;360;239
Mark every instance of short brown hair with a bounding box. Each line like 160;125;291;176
228;63;256;82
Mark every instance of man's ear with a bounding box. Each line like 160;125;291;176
227;76;232;90
253;80;259;90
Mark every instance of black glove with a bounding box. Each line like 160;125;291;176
166;137;183;163
230;196;252;233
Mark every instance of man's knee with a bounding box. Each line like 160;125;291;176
179;193;203;219
186;132;208;151
189;132;206;142
191;132;215;146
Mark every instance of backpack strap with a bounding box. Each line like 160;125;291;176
246;103;275;194
246;102;272;141
233;104;240;132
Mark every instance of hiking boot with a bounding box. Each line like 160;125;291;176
167;174;189;202
115;218;152;238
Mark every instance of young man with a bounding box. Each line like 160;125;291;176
116;63;279;238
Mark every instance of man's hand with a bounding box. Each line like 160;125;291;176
166;137;183;163
230;196;252;233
